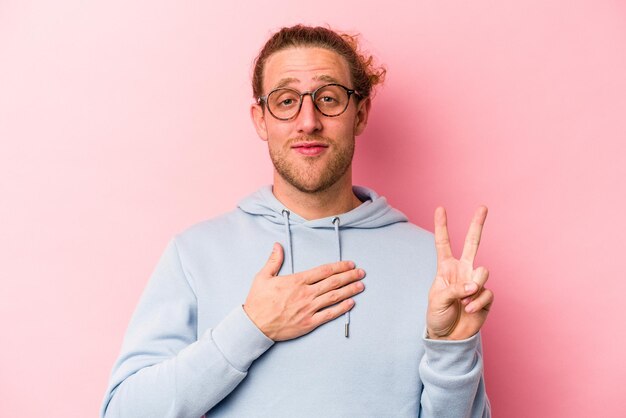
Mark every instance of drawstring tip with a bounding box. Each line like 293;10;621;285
344;323;349;338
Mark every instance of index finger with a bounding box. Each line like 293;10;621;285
300;260;356;285
460;206;488;263
434;206;453;263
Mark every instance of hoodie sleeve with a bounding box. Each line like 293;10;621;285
419;331;491;418
100;239;274;418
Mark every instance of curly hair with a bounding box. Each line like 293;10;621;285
252;25;386;101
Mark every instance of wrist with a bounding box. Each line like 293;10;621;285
426;329;447;340
242;304;277;341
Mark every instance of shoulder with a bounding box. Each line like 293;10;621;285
177;210;240;237
384;220;435;249
170;208;250;254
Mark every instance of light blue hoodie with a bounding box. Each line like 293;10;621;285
101;186;490;417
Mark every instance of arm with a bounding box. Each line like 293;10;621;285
419;332;490;418
419;207;494;417
100;239;274;418
101;240;365;417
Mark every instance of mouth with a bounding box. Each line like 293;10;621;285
291;141;329;156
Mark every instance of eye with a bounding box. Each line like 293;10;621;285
318;95;337;103
270;90;299;108
315;85;344;107
316;93;341;108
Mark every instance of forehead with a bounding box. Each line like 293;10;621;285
262;47;351;92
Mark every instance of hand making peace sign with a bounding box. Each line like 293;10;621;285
426;206;494;340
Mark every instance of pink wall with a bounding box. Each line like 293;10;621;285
1;1;625;416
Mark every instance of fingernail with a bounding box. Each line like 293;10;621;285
348;261;355;268
358;268;366;277
464;283;477;292
356;281;364;290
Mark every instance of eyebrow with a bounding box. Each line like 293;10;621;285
272;74;343;90
314;74;341;84
274;77;299;89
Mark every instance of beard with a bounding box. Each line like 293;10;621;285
268;135;355;194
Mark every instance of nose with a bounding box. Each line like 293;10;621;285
295;94;322;134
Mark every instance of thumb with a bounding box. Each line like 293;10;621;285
440;281;479;304
259;242;284;277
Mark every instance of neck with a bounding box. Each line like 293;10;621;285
272;170;362;220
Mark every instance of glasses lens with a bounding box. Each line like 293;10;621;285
267;89;301;119
314;85;349;116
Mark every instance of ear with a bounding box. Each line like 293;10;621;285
250;103;268;141
353;97;371;136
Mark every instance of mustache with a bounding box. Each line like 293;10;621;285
287;135;332;146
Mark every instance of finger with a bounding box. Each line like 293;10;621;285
472;266;489;289
462;268;489;304
313;268;365;296
314;280;365;310
311;298;355;328
434;207;453;263
301;260;356;285
465;288;494;313
257;243;284;277
438;280;479;304
460;206;488;264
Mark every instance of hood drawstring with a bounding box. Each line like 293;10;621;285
280;211;350;338
333;217;350;338
281;210;294;274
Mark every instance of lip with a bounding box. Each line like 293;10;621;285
291;141;329;156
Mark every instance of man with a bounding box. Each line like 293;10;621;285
102;25;493;417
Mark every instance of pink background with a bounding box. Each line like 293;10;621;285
1;1;625;416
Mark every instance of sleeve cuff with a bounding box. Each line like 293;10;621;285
422;329;481;376
210;305;275;372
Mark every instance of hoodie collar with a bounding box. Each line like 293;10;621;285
237;185;408;228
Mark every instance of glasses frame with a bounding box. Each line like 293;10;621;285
258;83;362;121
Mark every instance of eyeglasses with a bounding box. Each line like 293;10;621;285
258;83;362;121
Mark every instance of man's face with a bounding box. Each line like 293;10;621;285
251;47;370;194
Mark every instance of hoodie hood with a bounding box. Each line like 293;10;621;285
237;185;408;229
